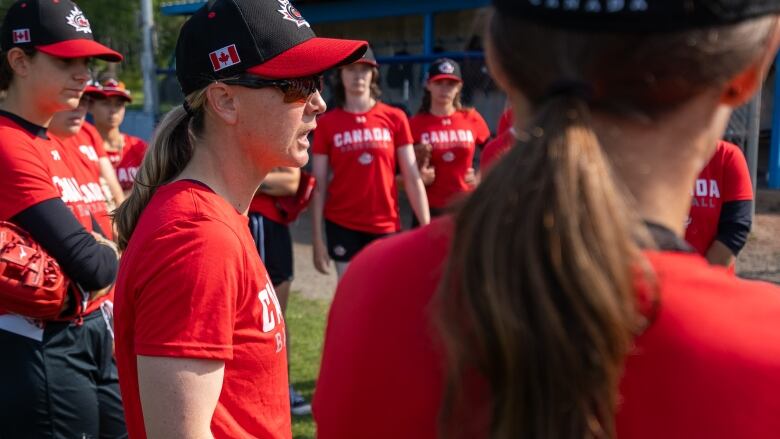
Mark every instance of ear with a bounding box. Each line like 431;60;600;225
720;18;780;107
205;82;238;125
6;47;32;78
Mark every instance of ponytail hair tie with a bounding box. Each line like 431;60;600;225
541;80;593;102
182;100;195;117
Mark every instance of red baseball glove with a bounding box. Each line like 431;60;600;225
0;221;69;319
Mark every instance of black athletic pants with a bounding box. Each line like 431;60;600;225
0;309;127;439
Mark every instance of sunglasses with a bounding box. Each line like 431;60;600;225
222;74;324;103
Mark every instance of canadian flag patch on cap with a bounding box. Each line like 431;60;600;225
209;44;241;72
12;28;30;44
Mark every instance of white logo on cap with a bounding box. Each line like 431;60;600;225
438;61;455;74
209;44;241;71
12;28;30;44
66;6;92;34
527;0;648;13
277;0;310;28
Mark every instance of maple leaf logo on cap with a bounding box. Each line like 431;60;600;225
66;6;92;34
439;61;455;74
277;0;310;28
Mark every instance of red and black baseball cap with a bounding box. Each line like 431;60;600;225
352;46;378;67
1;0;122;61
493;0;780;32
176;0;368;95
85;78;132;102
427;58;462;83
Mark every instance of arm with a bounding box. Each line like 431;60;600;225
397;145;430;226
257;167;301;197
13;198;118;291
138;356;224;439
707;200;752;267
98;157;125;205
310;154;331;274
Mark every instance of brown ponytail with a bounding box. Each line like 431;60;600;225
436;11;776;439
113;89;207;250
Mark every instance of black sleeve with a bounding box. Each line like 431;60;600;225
715;200;753;256
12;198;118;291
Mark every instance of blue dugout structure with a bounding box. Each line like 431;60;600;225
162;1;780;187
160;0;489;65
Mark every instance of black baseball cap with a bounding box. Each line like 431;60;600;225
493;0;780;32
353;46;378;67
176;0;368;95
427;58;462;83
1;0;122;61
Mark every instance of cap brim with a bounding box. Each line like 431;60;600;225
103;90;132;102
429;74;462;83
37;39;123;62
353;59;378;67
248;37;368;79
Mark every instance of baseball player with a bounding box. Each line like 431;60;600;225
311;46;430;278
111;0;366;437
684;140;754;269
0;1;125;437
86;77;148;195
409;58;490;225
314;1;780;438
248;166;311;415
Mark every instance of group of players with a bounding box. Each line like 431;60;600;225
0;0;778;438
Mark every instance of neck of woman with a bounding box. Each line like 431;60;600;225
344;93;375;113
0;87;53;127
430;101;455;117
99;127;123;150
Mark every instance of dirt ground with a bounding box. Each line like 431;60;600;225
737;189;780;284
290;189;780;300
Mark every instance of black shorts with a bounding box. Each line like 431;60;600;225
0;309;127;439
249;212;294;287
325;220;393;262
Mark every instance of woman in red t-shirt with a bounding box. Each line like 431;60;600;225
409;58;490;224
0;1;125;437
685;140;754;269
314;2;780;438
111;2;367;437
86;77;148;195
311;46;430;278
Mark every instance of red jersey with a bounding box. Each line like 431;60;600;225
497;107;513;134
312;102;413;233
314;218;780;439
480;128;515;174
684;141;753;255
0;111;111;323
57;124;113;238
249;192;286;224
114;134;148;191
114;180;291;439
410;109;490;209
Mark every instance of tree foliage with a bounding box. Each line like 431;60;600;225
0;0;185;90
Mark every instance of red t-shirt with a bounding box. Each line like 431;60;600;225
684;141;753;255
497;107;513;134
115;134;148;191
249;193;286;224
480;128;515;174
410;109;490;209
114;180;291;439
58;124;113;238
314;218;780;438
312;102;413;233
0;112;111;318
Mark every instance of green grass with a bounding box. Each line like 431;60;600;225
286;292;331;439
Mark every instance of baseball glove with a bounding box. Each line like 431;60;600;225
0;221;69;319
